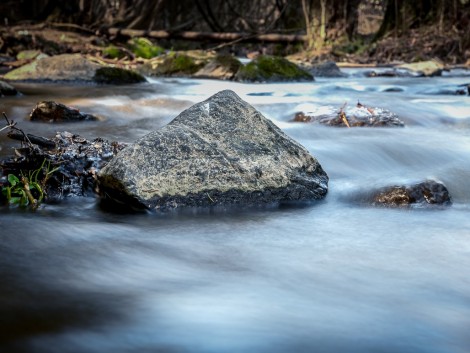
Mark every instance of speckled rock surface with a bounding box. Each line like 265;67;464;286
98;90;328;210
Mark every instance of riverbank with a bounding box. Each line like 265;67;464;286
1;22;469;80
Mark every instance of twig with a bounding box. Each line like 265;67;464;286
2;112;34;147
21;176;38;209
338;102;350;128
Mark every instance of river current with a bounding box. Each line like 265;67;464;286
1;69;470;353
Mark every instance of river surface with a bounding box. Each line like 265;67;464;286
1;70;470;353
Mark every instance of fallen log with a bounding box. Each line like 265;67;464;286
101;28;308;43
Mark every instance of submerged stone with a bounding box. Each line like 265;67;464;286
372;180;451;207
310;61;347;78
235;55;313;82
98;90;328;210
292;103;404;127
29;101;100;122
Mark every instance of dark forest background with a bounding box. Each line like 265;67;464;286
1;0;469;63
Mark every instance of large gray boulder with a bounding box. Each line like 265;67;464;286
98;90;328;210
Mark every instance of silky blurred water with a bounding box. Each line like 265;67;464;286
1;70;470;353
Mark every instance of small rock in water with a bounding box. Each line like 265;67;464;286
98;90;328;211
372;180;452;207
29;101;100;122
310;61;347;78
397;59;444;77
292;102;404;127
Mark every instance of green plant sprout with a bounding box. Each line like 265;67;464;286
1;158;59;208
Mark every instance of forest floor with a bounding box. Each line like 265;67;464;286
0;22;469;72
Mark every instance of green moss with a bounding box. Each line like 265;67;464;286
235;55;313;82
94;67;146;84
154;54;205;76
102;45;126;59
3;61;38;81
214;55;242;73
17;50;41;60
128;38;164;59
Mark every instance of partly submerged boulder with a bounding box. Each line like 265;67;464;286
310;61;347;78
29;101;100;123
93;67;146;84
98;90;328;210
235;55;313;82
4;54;100;82
293;102;404;127
4;53;145;84
397;59;444;77
371;180;452;207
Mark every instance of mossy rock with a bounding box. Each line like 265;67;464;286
3;60;40;80
94;67;146;84
128;38;164;59
16;50;42;60
150;53;206;76
3;54;97;82
194;54;242;80
235;55;313;82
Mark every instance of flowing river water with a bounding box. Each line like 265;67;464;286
1;69;470;353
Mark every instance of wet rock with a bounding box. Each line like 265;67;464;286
235;55;313;82
93;67;146;85
194;55;242;80
365;69;413;78
98;90;328;211
3;54;100;82
455;83;470;96
293;103;404;127
1;131;127;201
29;101;100;122
310;61;347;77
397;59;444;77
372;180;452;207
0;80;18;96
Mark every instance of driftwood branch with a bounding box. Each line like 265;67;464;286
101;28;308;43
7;131;56;149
